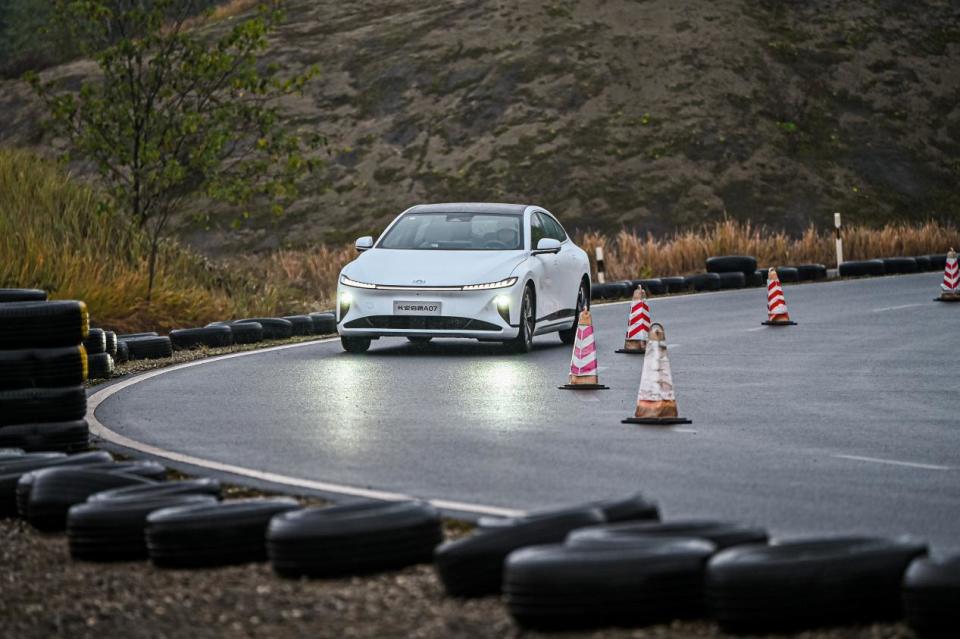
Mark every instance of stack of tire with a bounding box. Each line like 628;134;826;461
119;332;173;360
705;256;758;289
0;290;91;452
84;328;116;379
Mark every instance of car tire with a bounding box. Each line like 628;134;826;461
281;315;314;336
83;328;107;355
0;386;87;426
210;321;263;345
341;336;371;353
89;478;222;503
0;346;88;390
169;326;233;350
558;282;588;345
24;468;155;531
0;288;48;303
234;318;293;340
882;257;919;274
661;276;688;293
717;272;746;289
706;256;758;274
478;493;659;530
0;421;90;453
114;339;129;363
87;353;114;380
839;259;886;277
122;335;173;360
689;273;721;291
0;300;89;349
507;286;535;353
566;520;768;551
308;312;337;334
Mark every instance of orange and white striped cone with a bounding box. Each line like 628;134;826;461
762;267;797;326
936;248;959;302
622;323;691;425
559;309;609;390
616;287;650;354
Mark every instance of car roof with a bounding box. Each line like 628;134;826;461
403;203;531;216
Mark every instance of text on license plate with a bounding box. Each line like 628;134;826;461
393;301;441;316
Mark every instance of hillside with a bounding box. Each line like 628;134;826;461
1;0;958;255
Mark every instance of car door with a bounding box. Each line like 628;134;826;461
530;211;561;322
541;211;582;316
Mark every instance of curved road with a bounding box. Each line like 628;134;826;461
91;272;960;550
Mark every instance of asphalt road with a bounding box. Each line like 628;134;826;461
94;273;960;551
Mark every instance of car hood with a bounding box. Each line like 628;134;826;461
344;249;528;287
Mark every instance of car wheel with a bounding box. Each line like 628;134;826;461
340;336;371;353
506;287;535;353
558;281;587;344
407;337;432;344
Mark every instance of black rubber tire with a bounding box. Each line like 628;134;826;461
913;255;933;272
68;494;217;561
0;301;89;349
636;279;666;295
434;508;605;597
0;346;87;390
406;336;432;344
706;536;927;632
122;335;173;360
0;452;111;518
558;281;588;345
146;498;300;568
0;421;90;453
745;270;766;287
689;273;721;291
17;460;167;518
590;283;623;301
24;468;155;531
0;449;26;460
114;339;129;363
478;493;659;530
882;257;919;274
661;276;688;293
0;386;87;426
927;254;947;270
504;538;716;629
775;266;800;283
169;326;233;350
341;336;371;353
210;321;263;344
234;318;293;340
83;328;106;355
794;263;828;281
104;331;118;357
567;520;768;551
506;286;535;353
903;554;960;638
0;288;48;303
281;315;314;336
717;271;746;289
118;332;158;339
706;256;758;274
839;259;886;277
87;353;114;380
0;452;66;470
308;312;337;334
90;478;221;503
268;501;443;578
615;280;638;295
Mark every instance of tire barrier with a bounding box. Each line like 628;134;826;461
840;259;886;277
169;326;233;350
774;266;800;283
589;283;621;301
281;315;314;336
234;318;293;340
308;312;336;335
118;332;158;339
104;330;118;357
793;263;827;281
0;421;90;454
504;538;716;630
0;300;89;349
0;386;87;426
114;339;129;363
225;321;264;344
268;501;442;578
434;508;605;597
660;276;688;293
23;468;155;531
146;498;300;568
706;256;758;274
566;520;768;551
717;271;746;289
746;270;766;287
914;255;933;271
0;288;48;303
705;536;927;632
0;451;112;516
478;493;659;530
83;328;106;355
882;256;919;274
68;495;217;561
928;254;947;270
87;353;114;379
689;273;721;292
0;346;87;389
903;555;960;638
122;335;173;360
637;278;666;295
89;478;221;502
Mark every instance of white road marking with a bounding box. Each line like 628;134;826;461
673;428;697;434
834;454;951;471
745;327;765;332
574;393;600;402
86;337;525;518
871;303;925;313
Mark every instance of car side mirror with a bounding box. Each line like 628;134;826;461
533;238;561;255
355;236;374;252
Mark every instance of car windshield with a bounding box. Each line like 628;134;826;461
378;212;523;250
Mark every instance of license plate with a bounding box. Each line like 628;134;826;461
393;301;441;316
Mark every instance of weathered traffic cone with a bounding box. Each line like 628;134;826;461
622;323;691;425
762;267;797;325
615;286;650;354
936;248;959;302
559;308;609;390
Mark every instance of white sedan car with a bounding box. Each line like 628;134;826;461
336;203;591;353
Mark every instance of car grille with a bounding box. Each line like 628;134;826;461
343;316;502;331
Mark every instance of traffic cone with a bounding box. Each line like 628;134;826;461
762;267;797;326
559;308;609;390
935;248;959;302
616;286;649;354
622;323;691;425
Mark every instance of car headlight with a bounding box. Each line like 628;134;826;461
340;274;377;289
461;277;518;291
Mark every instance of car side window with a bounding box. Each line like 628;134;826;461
530;212;547;248
542;214;567;242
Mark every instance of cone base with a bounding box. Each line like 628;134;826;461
622;417;692;425
559;384;610;390
615;348;645;354
934;294;960;302
762;320;797;326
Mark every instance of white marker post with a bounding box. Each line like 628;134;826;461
834;212;843;269
595;246;606;283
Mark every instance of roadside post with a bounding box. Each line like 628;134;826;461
595;247;606;283
834;212;844;269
